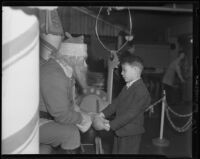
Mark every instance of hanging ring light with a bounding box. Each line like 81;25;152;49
95;7;133;54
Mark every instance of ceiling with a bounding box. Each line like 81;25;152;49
10;4;193;44
83;4;193;43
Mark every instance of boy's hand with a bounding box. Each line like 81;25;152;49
92;115;110;131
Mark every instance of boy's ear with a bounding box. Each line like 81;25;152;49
133;66;140;73
134;66;139;71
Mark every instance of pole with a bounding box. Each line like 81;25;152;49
95;99;104;154
159;90;166;140
107;51;119;104
152;90;170;147
107;66;114;104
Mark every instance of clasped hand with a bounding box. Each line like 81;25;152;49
76;109;92;133
74;105;110;131
90;113;110;131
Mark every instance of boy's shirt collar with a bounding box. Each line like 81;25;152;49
126;78;141;88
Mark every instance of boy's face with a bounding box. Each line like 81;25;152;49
121;63;138;83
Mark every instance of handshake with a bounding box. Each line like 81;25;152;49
74;104;110;132
90;112;110;131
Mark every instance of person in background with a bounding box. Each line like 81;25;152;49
162;51;186;106
179;52;193;104
92;51;151;154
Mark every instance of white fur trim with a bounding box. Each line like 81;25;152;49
59;42;87;57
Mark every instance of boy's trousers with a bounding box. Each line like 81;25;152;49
112;134;142;154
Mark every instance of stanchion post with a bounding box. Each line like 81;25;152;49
152;90;170;147
159;90;166;140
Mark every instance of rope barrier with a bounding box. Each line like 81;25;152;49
143;90;192;133
165;107;192;132
164;99;192;132
95;7;132;54
145;97;164;112
166;103;193;117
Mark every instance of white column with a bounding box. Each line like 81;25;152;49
2;7;39;154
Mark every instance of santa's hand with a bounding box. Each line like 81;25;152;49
76;112;92;133
74;104;81;112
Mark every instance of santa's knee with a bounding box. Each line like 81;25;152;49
60;125;81;150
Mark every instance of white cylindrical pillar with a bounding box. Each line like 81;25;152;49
2;7;39;154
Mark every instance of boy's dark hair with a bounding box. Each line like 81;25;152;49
119;51;144;71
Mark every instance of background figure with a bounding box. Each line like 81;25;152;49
162;51;186;106
179;53;193;103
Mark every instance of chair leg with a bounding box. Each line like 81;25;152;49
99;137;104;154
95;137;104;154
80;144;85;153
95;137;99;154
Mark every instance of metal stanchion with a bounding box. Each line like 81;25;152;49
95;100;104;154
152;90;170;147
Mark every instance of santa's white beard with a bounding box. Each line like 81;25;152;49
74;67;88;89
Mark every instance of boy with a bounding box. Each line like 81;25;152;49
93;51;151;154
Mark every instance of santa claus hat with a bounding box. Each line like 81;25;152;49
39;9;64;54
39;9;64;35
59;35;87;57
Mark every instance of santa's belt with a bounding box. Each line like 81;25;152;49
40;111;54;120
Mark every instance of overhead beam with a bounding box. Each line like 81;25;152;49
115;6;192;13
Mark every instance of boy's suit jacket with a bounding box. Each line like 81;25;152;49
102;79;151;136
